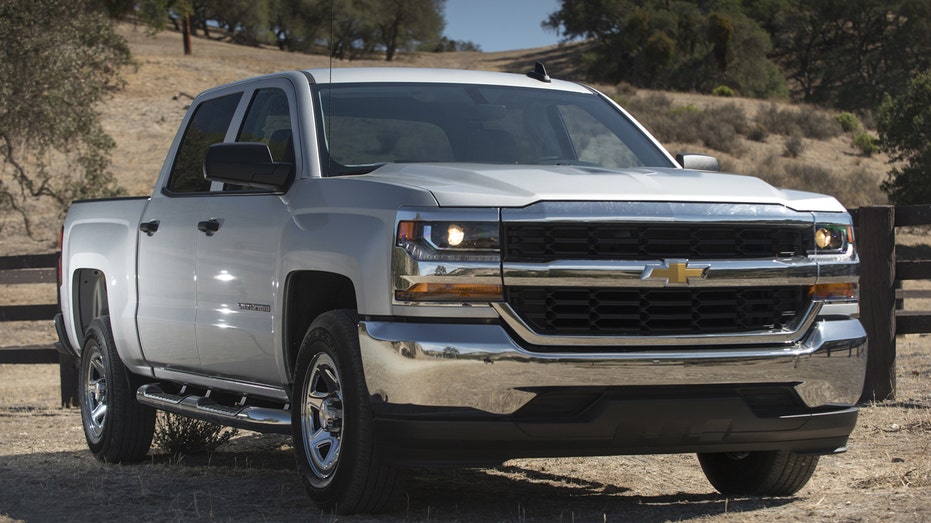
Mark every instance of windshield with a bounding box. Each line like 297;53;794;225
312;82;675;176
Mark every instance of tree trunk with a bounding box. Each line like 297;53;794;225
182;14;193;55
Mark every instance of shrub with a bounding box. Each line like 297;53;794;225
835;112;863;133
747;123;769;142
853;132;878;156
783;163;833;194
795;108;843;140
757;104;797;136
713;85;735;97
153;413;239;456
757;104;842;140
784;133;805;158
700;122;743;155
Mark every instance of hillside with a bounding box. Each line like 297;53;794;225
1;23;893;254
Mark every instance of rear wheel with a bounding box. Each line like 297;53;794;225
79;316;155;462
698;450;819;496
292;310;402;514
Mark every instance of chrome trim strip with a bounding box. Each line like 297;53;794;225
491;301;823;347
501;201;816;224
502;258;823;288
392;247;502;289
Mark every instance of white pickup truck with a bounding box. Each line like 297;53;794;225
56;65;866;514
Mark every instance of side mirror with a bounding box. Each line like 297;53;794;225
675;153;720;172
204;142;293;191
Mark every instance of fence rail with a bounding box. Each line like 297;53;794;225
3;205;931;405
0;253;60;364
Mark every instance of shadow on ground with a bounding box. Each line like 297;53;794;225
0;433;796;522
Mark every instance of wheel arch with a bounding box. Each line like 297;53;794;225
73;268;109;341
283;270;358;384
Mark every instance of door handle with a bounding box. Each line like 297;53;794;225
139;220;160;236
197;219;221;236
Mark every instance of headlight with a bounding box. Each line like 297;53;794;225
397;221;500;261
394;219;502;303
811;224;853;255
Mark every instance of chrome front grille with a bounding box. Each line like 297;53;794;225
503;223;813;262
505;286;810;336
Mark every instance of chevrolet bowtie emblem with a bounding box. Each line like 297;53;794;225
643;261;709;286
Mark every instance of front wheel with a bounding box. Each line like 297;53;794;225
292;310;402;514
698;450;819;496
79;316;155;462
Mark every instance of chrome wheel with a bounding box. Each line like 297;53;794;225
79;316;155;462
301;352;344;480
82;343;109;443
292;310;402;513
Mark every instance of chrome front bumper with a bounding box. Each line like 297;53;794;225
358;318;867;416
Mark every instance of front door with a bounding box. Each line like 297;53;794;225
193;85;298;385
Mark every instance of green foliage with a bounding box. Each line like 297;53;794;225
742;0;931;110
853;132;878;156
878;72;931;204
835;112;863;133
549;0;931;109
546;0;787;98
127;0;445;61
424;37;481;53
0;0;129;238
713;85;735;97
154;413;239;456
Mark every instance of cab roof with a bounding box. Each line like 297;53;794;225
302;67;591;93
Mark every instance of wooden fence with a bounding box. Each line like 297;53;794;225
0;253;78;406
2;205;930;406
854;205;931;403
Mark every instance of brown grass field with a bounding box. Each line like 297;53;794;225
1;24;930;522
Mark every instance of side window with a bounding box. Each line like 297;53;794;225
166;93;242;194
237;88;294;163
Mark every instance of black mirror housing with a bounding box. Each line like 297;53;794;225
204;142;294;191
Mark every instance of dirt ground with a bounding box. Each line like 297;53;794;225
0;333;929;522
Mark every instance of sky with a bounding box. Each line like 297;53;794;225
443;0;564;52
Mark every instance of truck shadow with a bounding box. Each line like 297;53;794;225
404;465;795;521
0;439;797;521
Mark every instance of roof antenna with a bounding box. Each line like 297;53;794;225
527;62;551;83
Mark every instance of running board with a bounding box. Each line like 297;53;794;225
137;383;292;434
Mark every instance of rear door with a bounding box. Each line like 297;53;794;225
136;92;243;370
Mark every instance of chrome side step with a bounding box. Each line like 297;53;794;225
137;383;291;434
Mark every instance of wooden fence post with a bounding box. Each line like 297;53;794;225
59;354;79;407
858;205;896;402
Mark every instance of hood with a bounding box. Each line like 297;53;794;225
361;163;847;213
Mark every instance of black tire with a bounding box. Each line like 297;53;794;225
292;310;402;514
79;316;155;462
698;450;819;496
